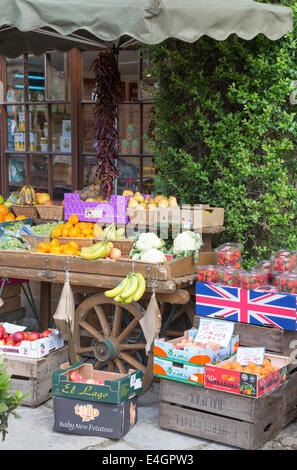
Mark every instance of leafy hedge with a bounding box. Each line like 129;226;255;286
148;0;297;268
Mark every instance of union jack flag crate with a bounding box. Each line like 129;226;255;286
196;282;297;331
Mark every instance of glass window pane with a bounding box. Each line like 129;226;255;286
82;51;97;100
29;105;48;152
52;104;71;153
118;103;140;155
29;155;48;190
7;105;25;151
53;155;72;201
143;156;155;193
28;55;45;102
6;57;24;103
83;155;97;187
82;104;96;153
46;52;68;101
117;156;140;193
8;154;26;186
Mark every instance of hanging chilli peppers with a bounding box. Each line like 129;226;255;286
92;51;122;199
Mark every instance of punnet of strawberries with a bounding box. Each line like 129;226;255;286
271;250;297;273
216;266;242;287
240;270;268;290
274;273;297;294
197;265;218;283
215;243;243;266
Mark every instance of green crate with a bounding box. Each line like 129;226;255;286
52;362;143;404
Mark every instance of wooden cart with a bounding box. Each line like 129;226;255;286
0;250;216;392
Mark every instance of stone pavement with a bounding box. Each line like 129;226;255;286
1;381;297;451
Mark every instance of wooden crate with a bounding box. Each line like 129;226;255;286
193;316;297;356
4;345;69;407
159;370;297;450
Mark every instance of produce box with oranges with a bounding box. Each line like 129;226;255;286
204;348;290;398
0;322;64;358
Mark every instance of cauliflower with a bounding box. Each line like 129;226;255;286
134;233;164;252
140;248;167;264
173;231;203;262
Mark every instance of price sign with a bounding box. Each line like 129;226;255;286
194;318;234;348
236;347;265;366
85;208;103;219
2;322;26;334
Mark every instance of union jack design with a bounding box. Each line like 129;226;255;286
196;282;297;331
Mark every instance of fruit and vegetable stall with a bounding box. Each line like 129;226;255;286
1;184;297;448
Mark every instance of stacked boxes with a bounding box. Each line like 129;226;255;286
52;362;142;438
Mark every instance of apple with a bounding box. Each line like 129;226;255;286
70;370;83;382
23;332;29;340
0;325;6;340
40;329;52;338
13;331;26;344
6;339;16;346
28;332;41;341
95;380;104;385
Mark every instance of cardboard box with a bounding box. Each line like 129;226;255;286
154;329;239;366
0;325;64;359
204;354;290;398
53;395;138;439
52;362;143;404
196;282;297;331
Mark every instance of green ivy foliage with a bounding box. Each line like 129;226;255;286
148;0;297;268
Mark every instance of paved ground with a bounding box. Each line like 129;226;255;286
2;381;297;451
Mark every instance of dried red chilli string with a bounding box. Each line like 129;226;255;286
92;51;122;199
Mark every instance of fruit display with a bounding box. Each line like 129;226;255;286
79;241;113;260
105;273;146;304
240;270;268;290
222;357;278;378
174;334;221;351
216;266;242;287
27;221;63;238
197;265;219;283
0;324;50;347
36;192;51;205
37;239;80;256
271;250;297;273
101;223;125;240
19;185;37;205
274;273;297;294
215;243;242;266
127;192;178;211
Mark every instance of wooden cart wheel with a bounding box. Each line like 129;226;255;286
72;294;154;393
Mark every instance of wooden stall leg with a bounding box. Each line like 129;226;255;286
40;282;51;330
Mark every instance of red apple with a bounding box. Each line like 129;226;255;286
28;332;41;341
6;339;16;346
0;325;6;340
40;329;52;338
69;370;83;382
23;332;29;340
13;331;26;344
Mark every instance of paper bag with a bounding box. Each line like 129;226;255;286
53;277;75;342
139;293;162;355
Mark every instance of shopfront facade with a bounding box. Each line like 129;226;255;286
0;48;154;201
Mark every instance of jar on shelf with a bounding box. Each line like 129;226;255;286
43;121;48;138
40;137;48;152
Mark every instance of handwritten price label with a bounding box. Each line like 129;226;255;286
236;347;265;366
194;318;234;347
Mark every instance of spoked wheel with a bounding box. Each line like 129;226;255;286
73;294;154;393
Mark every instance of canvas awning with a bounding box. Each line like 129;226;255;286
0;0;293;58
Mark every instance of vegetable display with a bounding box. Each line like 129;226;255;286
172;231;203;262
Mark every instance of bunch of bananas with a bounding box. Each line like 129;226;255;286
19;185;36;205
105;273;146;304
80;241;112;260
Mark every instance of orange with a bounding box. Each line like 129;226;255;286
15;215;27;220
50;239;60;248
62;228;69;238
4;213;15;221
63;247;76;256
0;215;4;222
51;225;62;238
68;214;79;225
64;222;73;230
230;361;241;370
0;205;9;217
69;227;79;238
68;241;79;251
50;247;61;255
263;358;271;367
59;245;65;254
